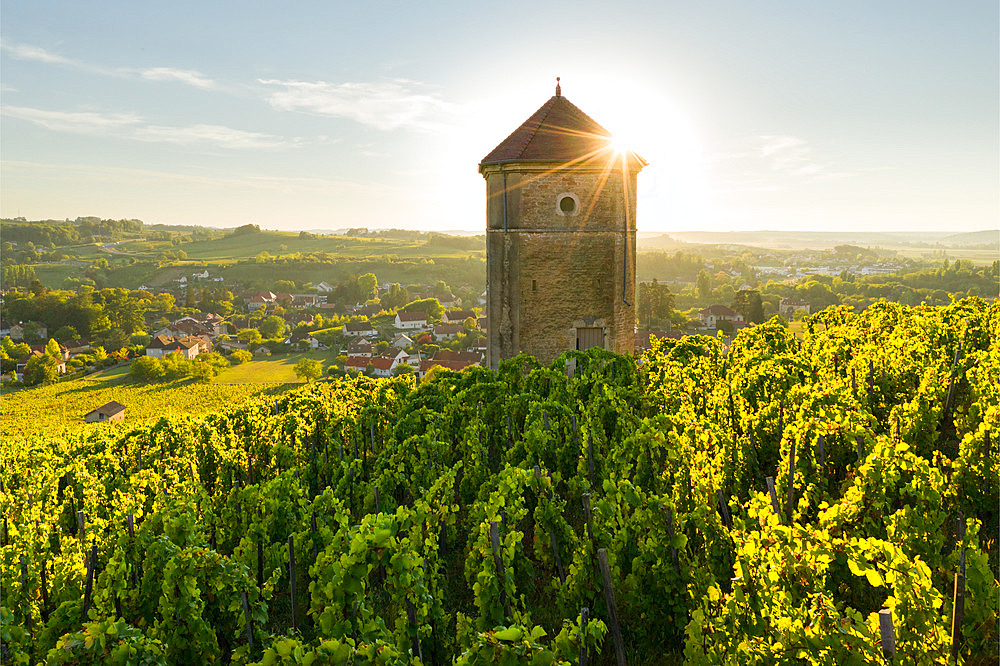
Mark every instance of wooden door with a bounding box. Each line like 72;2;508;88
576;327;603;351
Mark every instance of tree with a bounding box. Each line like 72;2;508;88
237;328;263;344
103;289;144;336
637;279;676;328
229;350;253;365
130;355;166;382
358;273;378;300
697;270;712;300
403;298;443;320
294;358;323;382
381;283;408;310
53;326;80;342
24;354;60;385
393;364;415;377
259;315;286;339
45;338;63;359
732;289;765;324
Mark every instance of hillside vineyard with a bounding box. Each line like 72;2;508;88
1;300;997;664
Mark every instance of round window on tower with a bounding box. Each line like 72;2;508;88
556;192;579;216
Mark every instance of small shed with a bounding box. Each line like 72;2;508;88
85;401;126;423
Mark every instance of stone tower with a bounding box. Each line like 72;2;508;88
479;80;646;368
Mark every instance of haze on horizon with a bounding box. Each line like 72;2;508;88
1;1;997;235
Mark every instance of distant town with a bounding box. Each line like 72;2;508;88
1;217;995;391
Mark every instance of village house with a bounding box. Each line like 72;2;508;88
64;339;91;356
315;281;333;293
433;323;464;341
286;313;315;327
145;334;202;360
369;356;398;378
246;291;277;312
215;340;249;354
697;305;745;330
344;355;371;375
30;343;70;361
9;321;47;341
419;350;482;376
394;311;428;330
15;350;67;381
346;338;373;357
634;329;683;353
391;333;413;349
343;320;377;338
84;401;126;423
285;331;326;350
291;294;319;307
442;309;476;324
381;347;409;364
779;297;811;318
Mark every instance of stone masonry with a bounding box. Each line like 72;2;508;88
479;85;645;368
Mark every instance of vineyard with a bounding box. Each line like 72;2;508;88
1;299;997;664
0;378;292;443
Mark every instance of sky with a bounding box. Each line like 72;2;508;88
1;1;997;234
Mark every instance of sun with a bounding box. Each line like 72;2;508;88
607;134;630;155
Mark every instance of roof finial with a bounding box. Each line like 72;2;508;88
555;77;561;97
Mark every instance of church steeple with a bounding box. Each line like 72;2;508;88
555;76;561;97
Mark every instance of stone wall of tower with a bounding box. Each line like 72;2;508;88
484;164;638;368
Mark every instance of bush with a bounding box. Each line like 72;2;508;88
229;350;253;365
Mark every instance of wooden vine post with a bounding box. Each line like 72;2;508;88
785;436;796;525
20;556;31;628
951;516;966;663
579;607;590;666
82;542;97;621
664;507;681;577
489;521;512;620
582;493;595;545
766;477;780;519
241;590;253;649
878;608;895;659
587;434;595;487
716;490;732;530
405;599;423;662
597;548;626;666
288;535;297;631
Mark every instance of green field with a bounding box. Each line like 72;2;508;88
213;350;336;384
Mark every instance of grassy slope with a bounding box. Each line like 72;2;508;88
213;350;336;384
0;377;292;442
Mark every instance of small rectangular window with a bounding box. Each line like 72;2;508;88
532;279;537;291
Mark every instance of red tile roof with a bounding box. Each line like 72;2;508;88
345;356;371;368
480;91;646;170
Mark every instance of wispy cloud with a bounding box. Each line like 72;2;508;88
1;41;116;76
3;41;220;90
3;106;297;150
259;78;461;131
4;106;141;132
708;134;853;193
140;67;217;90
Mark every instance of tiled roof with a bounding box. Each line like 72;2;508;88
396;311;428;322
345;356;371;368
86;400;125;417
699;305;740;317
480;91;646;169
